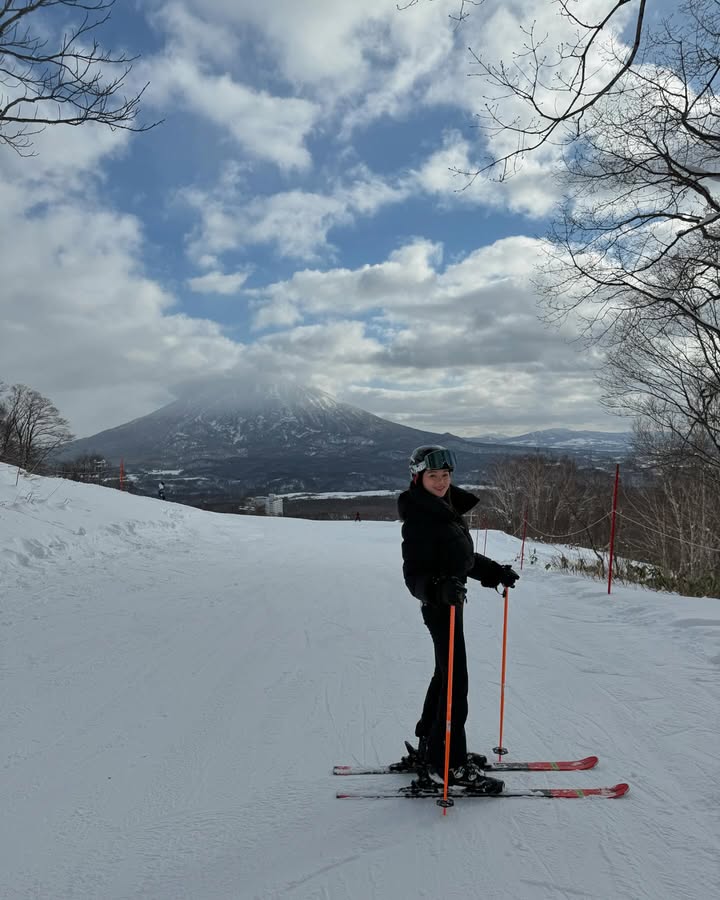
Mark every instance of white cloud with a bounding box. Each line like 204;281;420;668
187;270;250;295
414;130;560;218
147;0;459;141
257;320;383;365
241;234;618;434
414;132;475;197
150;1;242;63
0;118;131;202
0;182;243;437
171;0;450;92
249;239;444;326
148;0;624;270
183;166;414;262
140;0;639;207
250;236;547;327
337;371;614;436
140;52;319;172
0;1;632;440
156;1;633;142
179;124;557;272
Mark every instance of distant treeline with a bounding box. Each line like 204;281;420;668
486;453;720;599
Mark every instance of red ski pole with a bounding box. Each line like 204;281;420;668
438;604;456;813
493;587;510;762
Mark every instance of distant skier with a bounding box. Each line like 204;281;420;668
158;481;166;500
398;445;519;791
354;511;361;523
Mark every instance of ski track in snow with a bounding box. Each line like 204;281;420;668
1;466;719;899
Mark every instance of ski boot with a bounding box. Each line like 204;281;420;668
449;759;504;794
390;739;429;774
436;758;504;794
466;751;488;770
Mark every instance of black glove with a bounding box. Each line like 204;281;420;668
432;576;467;606
499;564;520;589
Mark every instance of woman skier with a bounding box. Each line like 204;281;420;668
398;444;519;791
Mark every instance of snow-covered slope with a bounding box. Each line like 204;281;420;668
1;464;718;899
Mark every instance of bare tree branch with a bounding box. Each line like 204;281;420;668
460;0;648;182
0;0;159;154
447;0;720;475
398;0;483;30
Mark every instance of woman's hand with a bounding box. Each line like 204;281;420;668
499;565;519;589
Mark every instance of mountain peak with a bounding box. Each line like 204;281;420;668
168;373;337;416
57;375;458;497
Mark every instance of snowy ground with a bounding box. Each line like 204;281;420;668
1;463;719;900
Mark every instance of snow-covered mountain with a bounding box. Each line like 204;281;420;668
58;378;629;500
57;376;495;498
469;427;632;454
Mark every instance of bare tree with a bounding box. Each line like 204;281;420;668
600;269;720;476
1;383;73;470
58;451;107;481
441;0;720;470
617;448;720;594
0;378;20;461
489;453;613;559
0;0;157;154
455;0;720;311
488;448;720;594
458;0;649;181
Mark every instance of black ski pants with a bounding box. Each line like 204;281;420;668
415;602;468;771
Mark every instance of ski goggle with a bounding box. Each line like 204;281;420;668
410;448;457;475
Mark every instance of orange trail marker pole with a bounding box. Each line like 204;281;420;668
438;605;456;813
520;508;528;569
607;464;620;595
493;587;510;762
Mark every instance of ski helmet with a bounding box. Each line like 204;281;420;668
409;445;457;476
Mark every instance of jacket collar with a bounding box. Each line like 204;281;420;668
399;481;479;520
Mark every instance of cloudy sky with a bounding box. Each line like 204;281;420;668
0;0;640;439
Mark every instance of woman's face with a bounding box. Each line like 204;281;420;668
422;467;451;498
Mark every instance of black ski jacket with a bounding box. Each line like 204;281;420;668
398;481;503;604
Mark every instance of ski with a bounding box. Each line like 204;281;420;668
337;782;629;800
333;754;598;776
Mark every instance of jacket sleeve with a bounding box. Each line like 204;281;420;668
401;514;441;603
467;553;503;588
401;516;436;575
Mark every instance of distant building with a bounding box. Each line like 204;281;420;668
264;494;284;516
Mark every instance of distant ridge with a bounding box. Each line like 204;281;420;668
467;428;632;455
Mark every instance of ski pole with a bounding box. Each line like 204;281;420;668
438;604;456;812
493;587;510;762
